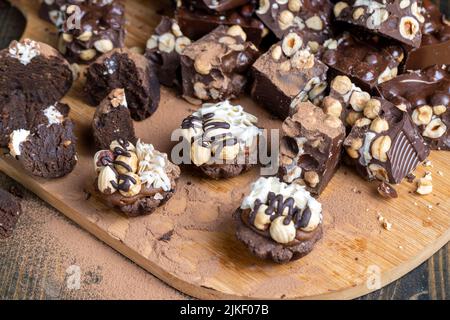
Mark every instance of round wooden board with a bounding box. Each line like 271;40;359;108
4;0;449;300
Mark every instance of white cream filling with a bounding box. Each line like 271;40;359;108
9;129;30;157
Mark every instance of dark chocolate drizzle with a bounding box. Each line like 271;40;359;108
112;138;131;157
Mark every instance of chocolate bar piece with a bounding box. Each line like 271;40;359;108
403;0;450;70
180;25;259;104
251;32;328;119
58;0;126;63
180;0;251;12
377;64;450;150
343;101;429;184
279;101;345;195
333;0;424;48
321;32;403;92
255;0;333;42
145;17;192;87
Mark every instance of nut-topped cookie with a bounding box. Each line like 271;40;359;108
180;25;260;104
235;177;323;263
179;100;262;179
93;139;181;217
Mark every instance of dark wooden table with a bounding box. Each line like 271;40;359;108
0;0;448;300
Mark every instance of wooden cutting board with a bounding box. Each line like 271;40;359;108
3;0;449;299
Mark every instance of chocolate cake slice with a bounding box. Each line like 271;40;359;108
0;39;73;110
92;88;136;150
84;48;160;121
8;103;77;179
0;188;22;239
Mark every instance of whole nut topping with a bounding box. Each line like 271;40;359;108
333;2;349;17
194;57;212;75
110;140;136;153
304;171;320;188
305;15;323;31
288;0;302;12
269;216;296;244
253;204;272;231
158;33;176;53
346;111;363;126
227;25;247;41
368;164;389;181
118;173;142;197
79;49;96;61
291;49;314;70
411;2;425;23
412;105;433;125
307;41;319;53
399;0;411;9
433;105;447;116
364;99;381;119
98;166;118;195
322;96;343;118
352;7;365;20
193;82;209;100
191;139;212;166
354;117;372;128
378;66;398;84
94;39;114;53
370;117;389;133
331;75;352;95
175;36;191;54
257;0;270;14
219;36;236;46
171;22;183;37
399;16;420;40
309;82;327;100
146;35;158;50
115;152;138;175
278;10;295;30
371;135;392;162
271;45;282;61
62;33;73;43
324;115;343;128
367;9;389;29
422;118;447;139
94;150;115;172
77;30;93;42
282;32;303;56
350;90;371;112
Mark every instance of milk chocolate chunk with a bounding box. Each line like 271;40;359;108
333;0;424;48
255;0;333;43
84;48;160;121
236;177;323;263
377;64;450;150
93;139;181;217
58;0;126;64
322;32;403;92
343;101;430;184
251;32;328;119
92;88;136;150
279;102;345;195
145;17;192;88
0;188;22;239
180;26;259;104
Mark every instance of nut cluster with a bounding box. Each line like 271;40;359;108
146;21;191;55
412;105;447;139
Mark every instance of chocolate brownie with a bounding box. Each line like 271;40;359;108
8;103;78;179
92;88;136;150
236;177;323;263
180;25;259;104
0;95;29;148
0;188;22;239
93;139;181;217
145;16;192;88
58;0;126;63
84;48;160;121
0;39;73;110
179;100;261;179
279;102;345;195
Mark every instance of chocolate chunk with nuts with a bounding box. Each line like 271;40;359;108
251;31;328;119
179;0;251;13
279;101;345;195
180;25;259;104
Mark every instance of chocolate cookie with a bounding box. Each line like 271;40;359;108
236;177;323;263
8;103;78;179
0;188;22;239
93;139;181;217
0;39;73;110
92;88;136;150
84;48;161;121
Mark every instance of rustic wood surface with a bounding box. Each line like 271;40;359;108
0;0;449;300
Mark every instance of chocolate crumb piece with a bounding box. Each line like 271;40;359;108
377;181;398;199
406;173;416;183
158;230;174;242
0;188;22;239
8;186;24;199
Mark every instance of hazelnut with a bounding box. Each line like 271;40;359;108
158;33;176;53
322;97;343;118
396;103;408;112
371;135;392;162
94;150;115;172
115;152;138;174
118;173;142;197
422;118;447;139
346;111;363;126
278;10;294;30
269;216;296;244
110;140;135;153
291;49;315;70
94;39;114;53
281;32;303;57
288;0;302;12
309;82;327;100
370;117;389;133
352;7;365;20
253;204;272;231
411;2;425;23
191;139;211;166
98;166;118;195
331;75;352;95
228;44;245;51
146;35;158;50
279;60;291;72
433;105;447;116
324;115;343;128
271;45;282;61
304;171;320;188
364;99;381;119
227;25;247;41
333;2;349;17
307;41;319;53
79;49;96;61
354;117;372;127
194;57;212;75
399;0;411;9
212;142;240;161
369;164;389;181
346;137;363;159
218;36;236;46
305;15;323;31
378;67;398;84
193;82;209;100
62;33;73;43
171;22;183;37
367;9;389;29
350;90;371;112
256;0;270;14
412;105;433;126
399;16;420;40
416;178;433;195
77;30;93;42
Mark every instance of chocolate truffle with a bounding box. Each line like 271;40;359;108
92;88;136;150
236;177;323;263
0;188;22;239
84;48;161;121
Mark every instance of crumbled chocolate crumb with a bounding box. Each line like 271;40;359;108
83;189;92;201
406;173;416;183
158;229;174;242
9;185;24;199
377;182;398;199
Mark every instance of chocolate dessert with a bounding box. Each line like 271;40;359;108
84;48;160;121
0;188;22;239
93;139;181;217
92;88;136;150
179;100;262;179
236;177;323;263
279;102;345;195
